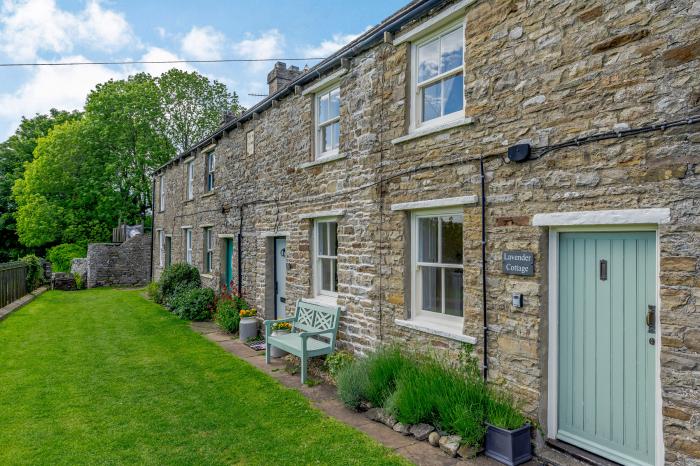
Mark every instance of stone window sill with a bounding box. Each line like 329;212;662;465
305;295;345;311
391;117;475;145
201;191;216;198
394;318;476;344
201;273;214;279
297;153;347;169
184;199;194;204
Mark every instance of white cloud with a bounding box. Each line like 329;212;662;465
232;29;285;71
181;25;226;60
301;28;370;58
0;55;119;136
135;46;194;76
0;0;136;61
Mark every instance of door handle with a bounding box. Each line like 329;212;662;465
646;305;656;334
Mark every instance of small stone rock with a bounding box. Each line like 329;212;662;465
428;432;441;447
375;409;397;428
365;407;380;421
458;444;479;458
439;435;462;457
509;26;523;40
358;400;373;411
410;423;435;441
393;422;411;435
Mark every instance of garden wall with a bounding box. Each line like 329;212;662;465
87;233;152;288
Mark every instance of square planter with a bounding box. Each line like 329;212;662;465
484;423;532;466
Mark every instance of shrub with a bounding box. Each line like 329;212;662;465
146;281;161;302
73;273;84;290
47;243;86;273
364;346;410;407
169;287;214;321
20;254;43;291
325;350;355;381
486;392;527;430
158;263;201;304
215;298;241;333
336;358;370;410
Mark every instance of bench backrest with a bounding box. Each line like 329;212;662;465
292;299;341;347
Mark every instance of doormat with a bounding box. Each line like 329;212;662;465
248;341;266;351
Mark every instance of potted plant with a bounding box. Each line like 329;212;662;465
484;396;532;466
269;322;292;358
238;308;258;341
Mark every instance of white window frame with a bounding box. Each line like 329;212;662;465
315;85;341;159
158;230;164;267
410;208;464;328
186;160;194;200
204;227;214;273
410;19;465;132
313;217;339;298
159;175;166;211
205;152;215;192
185;228;193;264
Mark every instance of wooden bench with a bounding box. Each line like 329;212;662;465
264;299;341;384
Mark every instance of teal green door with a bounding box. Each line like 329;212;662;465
558;232;656;466
225;239;234;291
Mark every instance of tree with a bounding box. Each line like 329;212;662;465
84;73;176;221
157;69;244;152
0;110;81;260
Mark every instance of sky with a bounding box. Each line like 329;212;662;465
0;0;408;138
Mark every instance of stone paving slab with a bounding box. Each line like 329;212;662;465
189;321;516;466
0;286;47;321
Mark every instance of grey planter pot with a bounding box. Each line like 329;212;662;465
269;330;289;358
239;317;258;341
484;423;532;466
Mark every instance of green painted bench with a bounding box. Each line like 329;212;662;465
264;299;341;384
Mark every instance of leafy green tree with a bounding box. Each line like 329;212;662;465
157;69;244;152
0;110;80;260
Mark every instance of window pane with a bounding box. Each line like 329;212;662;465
444;268;464;316
328;221;337;256
329;88;340;119
441;214;463;264
440;28;463;73
332;122;340;150
322;124;333;153
421;266;442;313
417;38;439;83
318;222;328;255
421;81;441;122
319;93;329;122
443;73;463;116
321;258;332;291
418;217;438;262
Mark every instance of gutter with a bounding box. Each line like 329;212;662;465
154;0;447;174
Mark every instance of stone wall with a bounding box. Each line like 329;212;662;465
152;0;699;463
70;258;87;284
88;233;152;288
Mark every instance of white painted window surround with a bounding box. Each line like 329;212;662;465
299;209;345;220
532;208;671;226
391;195;477;211
393;0;477;45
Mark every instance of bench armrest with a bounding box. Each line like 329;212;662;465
264;317;296;337
299;329;332;339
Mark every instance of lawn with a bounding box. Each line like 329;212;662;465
0;288;407;466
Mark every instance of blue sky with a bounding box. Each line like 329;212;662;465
0;0;407;138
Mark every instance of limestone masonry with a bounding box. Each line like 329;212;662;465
153;1;700;463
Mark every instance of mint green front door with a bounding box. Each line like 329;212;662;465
558;232;656;466
225;239;234;292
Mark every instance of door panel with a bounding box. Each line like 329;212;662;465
225;239;234;291
558;232;655;466
274;238;287;319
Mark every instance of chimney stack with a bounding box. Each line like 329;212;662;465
267;62;303;95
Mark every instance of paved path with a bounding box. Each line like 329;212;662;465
191;321;522;466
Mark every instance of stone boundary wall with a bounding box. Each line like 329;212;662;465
87;233;152;288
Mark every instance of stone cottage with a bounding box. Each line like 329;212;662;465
152;1;700;464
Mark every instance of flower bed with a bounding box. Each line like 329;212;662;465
336;345;530;460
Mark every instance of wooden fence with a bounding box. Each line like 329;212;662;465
0;261;27;308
